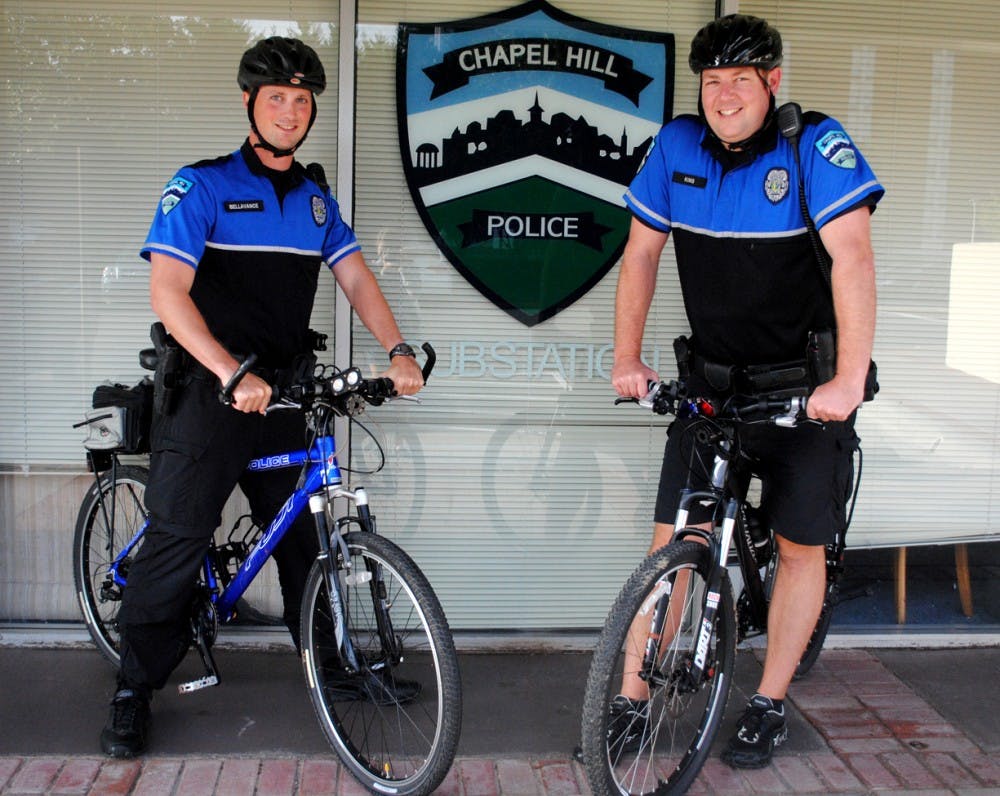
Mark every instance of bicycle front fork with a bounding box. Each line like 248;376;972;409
308;486;362;671
643;511;735;691
309;485;400;673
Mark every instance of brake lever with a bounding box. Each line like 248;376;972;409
264;398;301;415
773;396;823;428
637;385;661;410
386;394;421;404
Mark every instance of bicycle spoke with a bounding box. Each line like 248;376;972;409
302;532;460;795
582;541;735;795
73;465;150;667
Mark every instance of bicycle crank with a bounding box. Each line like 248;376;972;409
178;597;221;694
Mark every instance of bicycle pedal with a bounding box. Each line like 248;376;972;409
177;675;219;694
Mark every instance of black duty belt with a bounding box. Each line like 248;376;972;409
691;352;809;396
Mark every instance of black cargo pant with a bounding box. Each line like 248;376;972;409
117;372;318;693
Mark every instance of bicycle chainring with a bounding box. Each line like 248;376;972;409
192;593;219;649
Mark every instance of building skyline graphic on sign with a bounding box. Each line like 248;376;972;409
408;92;647;188
397;0;674;325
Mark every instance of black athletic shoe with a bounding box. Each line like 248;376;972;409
721;694;787;769
606;695;650;759
100;688;151;759
326;668;422;706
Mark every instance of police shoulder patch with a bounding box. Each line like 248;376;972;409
311;195;327;226
160;177;194;215
815;130;857;169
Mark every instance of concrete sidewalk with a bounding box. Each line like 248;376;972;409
0;643;997;794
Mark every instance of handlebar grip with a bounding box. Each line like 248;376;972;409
362;376;395;405
219;354;258;405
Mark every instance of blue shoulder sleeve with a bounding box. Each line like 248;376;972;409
800;115;884;228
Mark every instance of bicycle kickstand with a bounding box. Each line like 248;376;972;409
178;619;221;694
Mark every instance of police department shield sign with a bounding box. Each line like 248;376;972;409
397;0;673;325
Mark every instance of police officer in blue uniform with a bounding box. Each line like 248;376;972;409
100;37;425;758
610;15;883;768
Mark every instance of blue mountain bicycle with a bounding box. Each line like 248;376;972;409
72;344;462;796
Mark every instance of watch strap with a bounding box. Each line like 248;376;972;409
388;342;416;361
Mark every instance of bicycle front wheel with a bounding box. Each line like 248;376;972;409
72;464;149;666
581;540;736;795
300;531;462;796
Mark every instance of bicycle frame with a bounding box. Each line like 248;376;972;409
103;426;374;674
214;434;344;622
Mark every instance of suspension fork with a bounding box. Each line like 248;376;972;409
310;488;361;671
636;524;720;688
686;497;738;684
350;489;403;666
310;485;402;670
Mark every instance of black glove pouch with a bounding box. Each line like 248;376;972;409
807;328;879;402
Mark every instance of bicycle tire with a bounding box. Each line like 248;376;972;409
581;540;736;795
794;580;837;679
72;464;149;667
300;531;462;796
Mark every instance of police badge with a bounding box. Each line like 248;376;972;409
764;167;789;204
311;195;327;226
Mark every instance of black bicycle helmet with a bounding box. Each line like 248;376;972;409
238;37;325;158
238;36;326;95
688;14;782;73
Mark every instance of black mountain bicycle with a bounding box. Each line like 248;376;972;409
580;379;856;795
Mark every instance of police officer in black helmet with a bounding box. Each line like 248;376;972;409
610;15;883;769
100;37;424;758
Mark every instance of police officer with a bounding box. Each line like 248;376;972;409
610;14;883;768
100;37;424;758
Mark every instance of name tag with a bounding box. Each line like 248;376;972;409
672;172;707;188
224;200;264;212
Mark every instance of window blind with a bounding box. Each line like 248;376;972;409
742;0;1000;549
0;0;341;466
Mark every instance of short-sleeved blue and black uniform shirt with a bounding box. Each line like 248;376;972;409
141;140;360;368
625;112;884;367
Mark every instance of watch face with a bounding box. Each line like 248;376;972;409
391;343;416;358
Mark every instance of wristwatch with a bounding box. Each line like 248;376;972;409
388;342;416;362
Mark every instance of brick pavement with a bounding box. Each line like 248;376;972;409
1;650;998;795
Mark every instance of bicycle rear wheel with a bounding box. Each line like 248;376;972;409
581;540;736;795
300;531;462;796
794;539;844;679
72;464;149;666
794;583;835;679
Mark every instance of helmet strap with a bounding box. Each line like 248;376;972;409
246;87;318;159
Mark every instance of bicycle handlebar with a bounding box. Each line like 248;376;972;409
618;379;813;428
219;354;259;404
220;343;436;415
